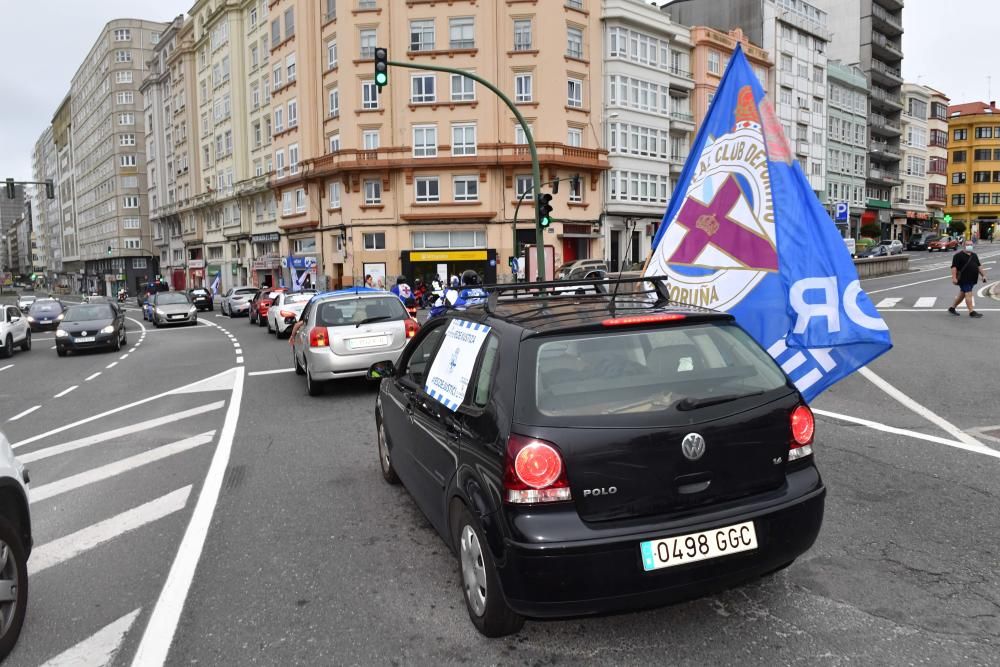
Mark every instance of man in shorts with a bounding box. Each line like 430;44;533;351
948;242;988;318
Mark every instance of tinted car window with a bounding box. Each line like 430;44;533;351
315;297;407;327
64;304;115;320
404;326;446;387
236;288;258;296
285;292;313;305
525;323;788;419
472;334;500;408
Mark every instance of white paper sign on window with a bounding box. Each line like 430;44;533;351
424;319;492;411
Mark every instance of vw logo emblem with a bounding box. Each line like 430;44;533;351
81;331;88;336
681;433;706;461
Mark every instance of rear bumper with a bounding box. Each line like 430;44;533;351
496;468;825;619
305;345;406;380
229;302;250;314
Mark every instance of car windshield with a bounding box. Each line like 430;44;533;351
157;293;190;305
522;322;788;420
29;301;63;315
878;241;891;246
315;296;407;326
64;304;114;320
286;292;313;304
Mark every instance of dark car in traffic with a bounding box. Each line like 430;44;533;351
25;299;65;332
188;287;214;311
55;303;127;356
907;234;938;251
368;278;825;636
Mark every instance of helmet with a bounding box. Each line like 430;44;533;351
461;269;480;286
396;275;408;285
450;275;460;288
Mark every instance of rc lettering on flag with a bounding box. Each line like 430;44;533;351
645;46;891;402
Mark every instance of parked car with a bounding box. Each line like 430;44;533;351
1;305;31;358
249;288;285;326
267;290;316;337
149;292;198;327
55;303;127;356
291;288;420;396
221;286;259;317
907;234;938;251
368;278;824;636
14;295;36;312
0;428;31;660
928;237;959;252
187;287;214;311
557;259;609;280
873;239;904;256
25;299;65;332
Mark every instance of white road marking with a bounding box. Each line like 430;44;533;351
858;366;985;448
813;408;1000;460
54;385;78;398
879;308;1000;312
30;431;215;504
913;297;937;308
867;275;954;294
85;372;101;382
51;345;56;349
247;368;295;376
132;367;245;667
106;361;118;369
120;353;129;360
10;368;236;449
8;405;40;422
0;364;13;372
235;356;244;364
18;402;225;461
40;608;142;667
31;486;192;574
875;297;902;308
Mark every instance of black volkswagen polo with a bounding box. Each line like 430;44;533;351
368;279;825;637
55;303;127;355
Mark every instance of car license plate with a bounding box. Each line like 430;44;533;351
42;319;51;324
170;314;184;319
75;336;95;343
639;521;757;571
347;335;389;350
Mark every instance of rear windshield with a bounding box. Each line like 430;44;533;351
315;296;407;327
65;305;114;320
517;322;789;423
286;292;313;304
190;289;209;295
157;293;190;305
29;301;63;314
235;288;258;296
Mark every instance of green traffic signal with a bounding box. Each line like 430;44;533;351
538;193;554;228
374;47;388;89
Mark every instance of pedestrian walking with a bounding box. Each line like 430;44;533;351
948;241;988;318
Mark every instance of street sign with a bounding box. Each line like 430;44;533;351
834;201;849;222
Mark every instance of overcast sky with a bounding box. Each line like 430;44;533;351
0;0;992;181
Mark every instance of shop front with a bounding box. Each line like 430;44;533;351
400;249;497;286
894;211;932;242
188;258;205;289
251;233;281;288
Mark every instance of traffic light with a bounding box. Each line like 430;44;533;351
4;178;14;199
538;193;554;228
45;179;55;199
374;47;388;89
107;245;113;256
30;273;36;281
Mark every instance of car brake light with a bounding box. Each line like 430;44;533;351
279;310;296;318
309;326;329;347
789;404;815;461
503;434;571;504
404;318;420;338
602;313;686;327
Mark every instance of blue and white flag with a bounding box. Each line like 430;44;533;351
645;46;891;402
210;272;221;296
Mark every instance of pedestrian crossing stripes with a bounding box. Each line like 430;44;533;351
877;297;939;309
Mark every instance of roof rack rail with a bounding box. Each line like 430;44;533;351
483;275;671;314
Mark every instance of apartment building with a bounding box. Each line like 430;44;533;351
925;88;949;230
893;83;933;240
30;127;56;280
70;19;166;295
0;185;25;273
816;0;904;235
946;101;1000;241
602;0;693;271
689;26;771;130
52;95;81;290
824;61;868;237
266;0;609;288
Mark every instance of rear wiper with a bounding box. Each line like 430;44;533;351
676;390;764;411
356;315;392;327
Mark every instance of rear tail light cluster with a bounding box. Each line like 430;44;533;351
404;318;420;339
789;404;815;461
309;326;329;348
503;434;571;504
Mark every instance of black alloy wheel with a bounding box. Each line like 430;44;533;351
0;517;28;660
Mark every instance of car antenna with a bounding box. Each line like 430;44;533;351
607;217;637;318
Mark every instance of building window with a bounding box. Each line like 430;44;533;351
328;87;339;117
284;7;295;39
568;176;582;203
608;170;670;204
282;191;293;215
566;26;583;59
973;193;990;205
411;74;436;103
449;17;474;49
975;126;993;139
453;175;479;201
364;180;382;205
906;156;925;177
974;148;992;161
328;133;341;152
707;50;720;75
328;181;341;208
409;19;435;51
295;188;306;213
119;112;134;125
327;40;337;69
116;91;134;104
362;80;379;109
450;74;475;101
952;172;966;184
272;62;283;89
974;171;990;183
415;177;440;203
123;217;140;229
413;125;438;157
954;128;968;140
123;195;140;208
452;124;476;156
780;53;792;72
273;107;284;133
358;0;376;9
287;99;298;127
275;149;285;177
125;240;142;251
515;72;532;103
360;29;376;59
363;231;386;249
567;127;582;147
514;123;532;145
515;174;533;200
120;154;136;167
953;150;967;163
567;78;583;108
114;29;131;41
286;52;296;82
115;71;133;84
115;50;132;63
362;129;380;150
513;19;532;51
120;134;136;146
412;230;485;249
289;143;300;174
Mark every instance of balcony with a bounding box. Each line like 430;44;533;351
868;166;901;185
669;66;693;80
870;113;901;137
871;3;903;36
875;0;904;12
797;108;811;123
871;86;903;110
871;31;903;61
670;111;694;125
869;140;901;159
870;58;902;86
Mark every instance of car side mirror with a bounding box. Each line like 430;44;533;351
367;360;396;380
9;316;19;324
456;404;485;419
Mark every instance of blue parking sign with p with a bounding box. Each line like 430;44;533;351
834;202;849;222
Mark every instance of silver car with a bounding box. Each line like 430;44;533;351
0;428;31;660
15;295;36;312
221;286;259;318
291;290;419;396
267;290;316;337
150;291;198;327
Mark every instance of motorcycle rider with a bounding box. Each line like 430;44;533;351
430;270;487;317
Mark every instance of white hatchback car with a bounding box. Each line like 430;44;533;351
267;290;316;338
0;428;31;659
1;306;32;359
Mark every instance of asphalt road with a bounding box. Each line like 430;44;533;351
1;262;998;666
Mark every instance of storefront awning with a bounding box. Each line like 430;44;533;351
409;250;488;262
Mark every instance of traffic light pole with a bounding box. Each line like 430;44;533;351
511;175;579;279
4;177;55;199
385;59;547;280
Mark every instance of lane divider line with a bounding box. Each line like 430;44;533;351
8;405;40;422
54;385;79;398
247;368;295;376
0;364;13;373
85;372;101;382
106;362;118;369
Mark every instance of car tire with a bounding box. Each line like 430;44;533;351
293;350;305;375
376;419;400;485
113;331;121;352
0;516;29;661
258;314;265;327
266;318;274;334
121;328;127;346
451;503;524;638
305;364;324;396
1;336;11;359
57;347;67;357
20;331;30;352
